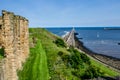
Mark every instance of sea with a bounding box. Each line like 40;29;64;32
46;27;120;59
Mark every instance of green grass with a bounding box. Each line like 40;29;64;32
0;48;4;60
29;28;75;79
90;57;120;76
18;40;49;80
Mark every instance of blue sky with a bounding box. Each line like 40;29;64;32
0;0;120;27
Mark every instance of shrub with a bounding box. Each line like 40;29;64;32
0;48;4;57
62;55;71;63
67;47;90;68
71;52;83;69
54;38;66;47
58;51;64;56
81;65;103;79
80;53;91;65
82;69;94;79
72;70;81;78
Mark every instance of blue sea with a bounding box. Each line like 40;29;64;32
46;27;120;59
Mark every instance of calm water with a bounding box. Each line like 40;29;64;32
46;27;120;59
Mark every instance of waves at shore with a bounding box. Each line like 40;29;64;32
61;31;69;38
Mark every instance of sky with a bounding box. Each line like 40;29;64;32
0;0;120;27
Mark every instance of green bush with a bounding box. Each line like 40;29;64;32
67;47;90;68
57;51;64;56
72;70;81;78
80;53;91;65
62;55;71;64
54;38;66;47
67;47;104;79
81;65;103;79
0;48;4;58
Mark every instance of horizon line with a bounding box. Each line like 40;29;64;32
29;26;120;28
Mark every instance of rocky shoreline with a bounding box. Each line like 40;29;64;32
75;35;120;71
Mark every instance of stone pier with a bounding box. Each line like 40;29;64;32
63;28;76;47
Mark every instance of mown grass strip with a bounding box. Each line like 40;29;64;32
18;40;49;80
39;40;49;80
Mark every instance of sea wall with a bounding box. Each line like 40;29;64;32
0;10;29;80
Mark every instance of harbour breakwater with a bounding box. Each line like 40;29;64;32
63;28;120;72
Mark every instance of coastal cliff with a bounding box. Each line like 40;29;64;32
18;28;119;80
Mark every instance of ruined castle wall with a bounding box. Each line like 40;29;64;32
2;11;16;80
0;17;2;25
0;16;2;46
15;16;22;70
0;10;29;80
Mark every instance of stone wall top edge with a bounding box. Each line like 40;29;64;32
2;10;28;21
15;15;28;21
2;10;14;15
19;16;28;21
0;16;2;25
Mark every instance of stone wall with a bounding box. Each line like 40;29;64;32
0;17;2;24
0;10;29;80
63;29;75;47
0;16;2;46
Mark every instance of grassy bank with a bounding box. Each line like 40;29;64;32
90;57;120;76
18;28;119;80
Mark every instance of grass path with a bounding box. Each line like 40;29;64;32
39;40;49;80
18;40;49;80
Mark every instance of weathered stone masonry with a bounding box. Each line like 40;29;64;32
0;10;29;80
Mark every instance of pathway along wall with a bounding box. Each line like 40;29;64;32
0;10;29;80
